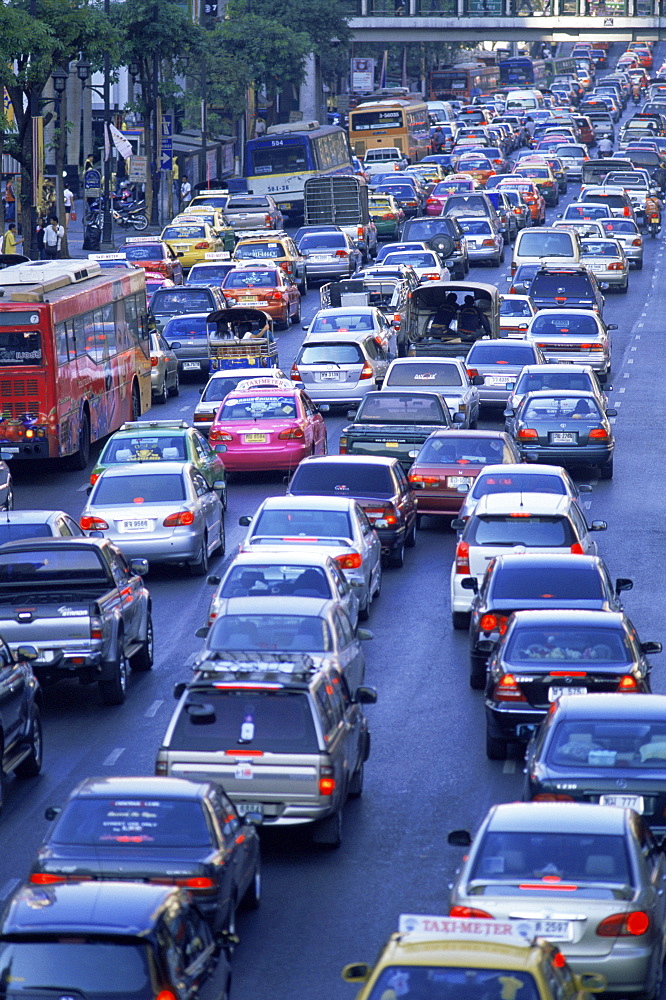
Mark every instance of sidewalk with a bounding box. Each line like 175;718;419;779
60;205;162;260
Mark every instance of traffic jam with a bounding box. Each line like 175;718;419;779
1;37;666;1000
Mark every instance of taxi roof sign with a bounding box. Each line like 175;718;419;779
124;237;164;244
89;252;128;261
398;915;535;945
204;252;231;260
235;377;293;391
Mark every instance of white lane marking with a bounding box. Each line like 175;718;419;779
583;500;591;509
503;760;516;774
635;335;641;340
628;358;634;364
623;372;630;378
0;878;20;901
77;482;90;492
614;401;622;408
180;405;189;412
609;417;616;424
619;387;626;393
637;322;644;328
145;699;164;718
104;747;125;766
631;346;637;351
185;652;198;666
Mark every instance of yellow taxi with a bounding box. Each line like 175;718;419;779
369;193;405;240
160;220;227;269
232;231;308;294
512;161;559;207
342;916;606;1000
172;209;235;253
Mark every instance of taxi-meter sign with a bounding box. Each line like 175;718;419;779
398;915;535;943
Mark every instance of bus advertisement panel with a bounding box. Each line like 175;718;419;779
348;100;430;160
0;260;151;467
245;123;353;216
428;65;500;104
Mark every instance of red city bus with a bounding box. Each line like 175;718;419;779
0;259;152;468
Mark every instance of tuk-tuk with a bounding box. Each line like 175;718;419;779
405;281;500;358
320;277;409;334
206;307;279;373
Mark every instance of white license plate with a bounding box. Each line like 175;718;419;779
529;919;574;941
548;686;587;701
319;372;340;380
236;802;263;816
550;432;576;444
183;361;200;370
447;476;474;488
311;255;330;262
487;376;514;386
122;519;150;532
600;794;644;812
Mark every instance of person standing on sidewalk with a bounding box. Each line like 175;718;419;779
180;176;191;211
43;217;64;259
2;224;22;255
63;185;75;231
3;179;15;222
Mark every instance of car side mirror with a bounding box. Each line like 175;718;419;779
242;811;264;826
357;628;374;641
456;483;470;494
472;375;484;386
319;404;330;414
574;973;607;994
342;964;371;984
410;480;425;490
194;625;209;639
448;829;472;847
641;641;663;655
476;639;495;654
238;515;252;526
453;413;466;424
302;325;309;332
207;575;221;586
16;644;38;661
170;341;182;349
590;520;607;531
460;576;478;592
503;407;515;417
578;484;593;493
176;251;184;257
86;485;93;495
173;681;187;699
557;212;563;218
608;324;618;330
615;577;633;593
450;518;465;530
44;806;61;821
355;685;378;705
347;408;358;419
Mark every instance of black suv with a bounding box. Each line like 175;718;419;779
528;265;605;315
465;553;633;690
287;455;417;568
0;638;42;810
0;881;231;1000
401;216;469;278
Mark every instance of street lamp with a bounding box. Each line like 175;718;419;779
52;67;68;96
76;55;113;248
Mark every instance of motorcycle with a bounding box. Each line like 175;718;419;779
113;203;148;231
647;213;661;238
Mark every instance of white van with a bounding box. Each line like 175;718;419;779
505;89;544;112
511;226;581;274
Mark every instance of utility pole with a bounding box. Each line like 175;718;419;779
101;0;114;249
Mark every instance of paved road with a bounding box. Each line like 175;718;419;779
2;54;666;999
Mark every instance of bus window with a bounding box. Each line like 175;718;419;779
134;294;150;357
251;143;308;175
55;323;69;365
102;303;116;356
125;295;139;347
73;315;86;358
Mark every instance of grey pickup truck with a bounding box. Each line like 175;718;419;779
339;390;460;470
0;538;152;706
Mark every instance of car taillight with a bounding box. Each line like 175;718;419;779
510;262;517;275
270;290;286;301
494;673;527;702
450;906;494;918
163;510;195;527
339;435;347;453
359;362;374;380
335;250;350;258
319;764;336;796
480;614;508;635
89;472;99;486
278;427;304;439
369;503;398;526
623;206;631;216
382;212;395;219
357;225;364;239
455;539;470;574
632;238;642;246
421;272;440;281
533;793;575;801
518;428;538;439
466;367;478;378
589;428;609;438
80;516;109;530
174;876;216;890
290;362;300;380
90;616;103;640
426;197;439;205
209;428;233;442
618;674;639;691
481;239;496;247
265;214;272;225
409;474;439;487
597;911;649;937
29;873;68;884
151;356;159;367
194;241;210;249
335;552;363;569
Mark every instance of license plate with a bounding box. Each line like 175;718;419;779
183;361;200;370
600;794;644;812
319;372;340;380
385;441;399;448
282;203;292;210
311;255;329;262
122;519;150;532
550;432;577;444
243;296;259;303
549;686;587;701
530;919;574;941
236;802;264;816
487;376;514;386
244;433;267;443
447;476;474;488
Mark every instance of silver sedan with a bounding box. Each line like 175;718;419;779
580;237;629;292
80;461;224;575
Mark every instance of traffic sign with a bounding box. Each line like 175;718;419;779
161;114;173;171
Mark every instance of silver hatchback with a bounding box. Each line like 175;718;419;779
81;462;224;575
291;333;390;406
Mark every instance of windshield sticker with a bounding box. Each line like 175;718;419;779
386;971;410;997
414;373;436;380
500;977;527;1000
334;484;349;491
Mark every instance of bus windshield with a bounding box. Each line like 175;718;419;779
251;144;308;175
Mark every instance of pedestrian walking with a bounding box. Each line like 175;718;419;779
43;217;64;259
180;176;191;210
1;224;22;255
3;178;15;222
63;185;75;231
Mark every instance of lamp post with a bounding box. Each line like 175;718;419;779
76;56;113;248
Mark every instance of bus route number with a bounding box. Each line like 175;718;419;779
270;140;285;147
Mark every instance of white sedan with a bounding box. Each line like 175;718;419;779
380;248;450;284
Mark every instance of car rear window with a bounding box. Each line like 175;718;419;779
444;194;489;213
202;375;254;401
530;274;594;298
582;241;622;258
365;967;540;1000
220;565;330;599
103;436;187;463
93;473;186;505
171;689;319;753
548;720;666;769
564;204;610;219
0;523;52;542
235;241;287;259
491;566;603;600
299;234;346;249
458;219;492;235
472;472;567;499
0;942;152;996
403;219;454;240
164;316;208;337
466;344;537;365
383;252;438;268
582;194;627;208
187;264;234;284
515;371;594;393
209;613;330;652
289;462;394;497
357;394;445;423
151;289;212;313
252;508;352;540
466;514;575;547
505;625;631;664
0;548;108;585
602;220;639;234
416;436;506;465
385;363;463;388
522;396;603;421
530;313;599;334
227;197;270;209
299;343;364;365
517;232;575;257
223;270;277;288
310;313;374;333
162;225;206;240
218;395;297;420
52;797;212;847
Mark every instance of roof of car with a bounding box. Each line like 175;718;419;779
71;775;212;800
472;491;572;516
1;881;182;937
211;595;333;617
296;454;399;468
487;800;627;834
491;551;602;570
516;363;597;375
0;537;112;553
313;307;379;317
509;608;626;628
97;461;194;479
472;462;567;476
426;429;510;441
553;692;666;719
259;495;361;512
228;549;336;569
0;510;70;524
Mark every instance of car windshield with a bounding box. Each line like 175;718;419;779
102;436;187;463
208;613;330;652
289;463;394;497
164;316;208;337
417;436;506;465
171;689;319;753
93;473;186;505
530;313;599;334
517;232;574;256
252;508;352;540
364;967;540;1000
223;270;277;288
505;626;632;664
357;394;445;423
300;234;346;249
220;564;331;599
522;396;603;420
492;566;604;600
218;395;297;420
0;942;152;996
466;514;575;547
467;345;536;365
530;274;593;298
162;225;206;239
310;314;373;333
470;831;631;889
234;242;287;259
471;472;567;500
52;797;212;847
548;720;666;769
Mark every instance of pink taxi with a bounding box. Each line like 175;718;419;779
208;377;327;472
425;175;477;216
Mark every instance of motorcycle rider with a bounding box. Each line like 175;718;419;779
632;82;641;104
644;191;663;234
597;136;613;156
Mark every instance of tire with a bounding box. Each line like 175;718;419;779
189;532;209;576
298;273;308;296
168;368;180;396
3;486;13;511
470;661;486;691
388;539;405;568
130;614;153;672
599;457;614;480
635;258;643;270
69;409;90;470
154;377;168;405
15;709;43;778
242;860;261;910
214;519;225;557
99;647;129;706
348;762;364;798
358;592;370;621
491;253;501;267
486;731;508;761
499;246;505;264
452;611;470;630
405;518;417;548
416;513;423;530
277;312;290;331
292;299;301;325
131;383;141;421
619;281;628;294
312;806;343;848
131;213;149;231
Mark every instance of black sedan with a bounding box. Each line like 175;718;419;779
28;776;261;939
484;609;659;760
466;552;633;690
525;693;666;836
506;389;617;479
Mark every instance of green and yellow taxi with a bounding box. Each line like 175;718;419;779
232;231;307;293
160;220;227;270
173;208;236;253
369;193;405;240
342;916;606;1000
90;419;227;508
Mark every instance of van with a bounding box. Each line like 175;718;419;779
511;227;581;275
505;89;543;113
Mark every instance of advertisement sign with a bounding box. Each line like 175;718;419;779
129;155;147;182
351;57;375;94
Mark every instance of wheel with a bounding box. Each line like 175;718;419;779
99;647;129;706
292;299;301;325
470;661;486;691
15;709;43;778
619;281;628;294
499;246;505;263
388;539;405;568
3;486;13;511
635;258;643;270
452;611;470;630
189;532;210;575
130;614;153;672
69;410;90;470
131;213;149;231
131;383;141;421
373;566;382;599
416;513;423;530
242;860;261;910
491;253;501;267
486;731;508;760
312;806;343;848
168;368;180;396
348;762;364;797
454;264;466;279
298;272;308;295
214;519;225;557
277;311;290;331
358;594;370;621
599;457;614;480
154;377;168;405
405;518;417;548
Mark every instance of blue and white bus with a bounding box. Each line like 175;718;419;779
245;121;353;216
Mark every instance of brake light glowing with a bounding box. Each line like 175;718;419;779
533;793;575;801
518;428;538;439
480;614;508;634
589;427;608;438
623;206;631;216
29;873;67;884
151;357;159;367
494;673;527;702
455;540;470;574
89;473;99;486
618;674;638;691
278;427;305;440
597;911;649;936
319;764;335;795
450;906;494;918
80;516;109;530
466;368;479;378
335;552;363;569
156;992;178;1000
163;510;195;527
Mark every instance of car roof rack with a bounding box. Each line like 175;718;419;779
191;650;319;682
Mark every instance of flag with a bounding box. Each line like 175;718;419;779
380;50;388;89
109;123;133;159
